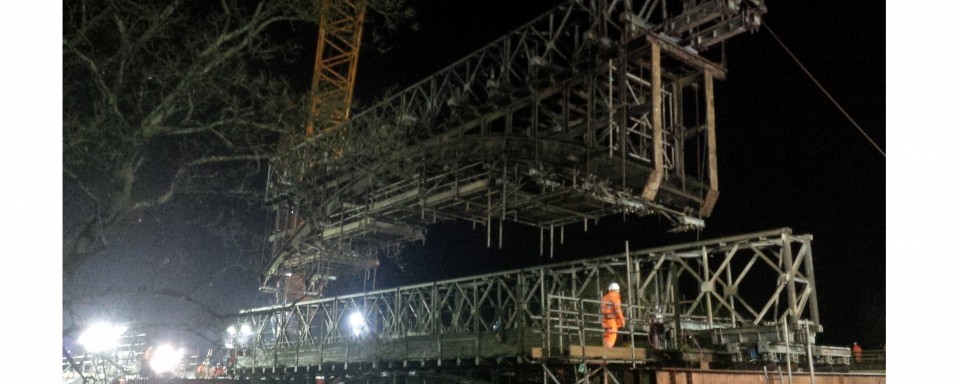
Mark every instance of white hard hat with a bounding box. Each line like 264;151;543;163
608;282;620;291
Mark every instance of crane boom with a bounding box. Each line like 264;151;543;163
264;0;368;301
307;0;366;136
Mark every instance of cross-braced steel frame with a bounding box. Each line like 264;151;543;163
231;228;847;382
263;0;768;295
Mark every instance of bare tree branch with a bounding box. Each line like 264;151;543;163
64;168;102;206
62;5;418;378
63;0;319;282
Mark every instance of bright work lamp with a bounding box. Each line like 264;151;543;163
78;322;127;353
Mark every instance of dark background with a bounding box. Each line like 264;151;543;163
63;0;884;350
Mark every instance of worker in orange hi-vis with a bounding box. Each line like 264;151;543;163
852;341;863;364
601;282;626;348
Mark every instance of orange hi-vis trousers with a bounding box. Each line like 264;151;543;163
602;316;621;347
603;326;618;347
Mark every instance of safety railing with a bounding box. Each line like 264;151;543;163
542;294;651;360
851;349;886;372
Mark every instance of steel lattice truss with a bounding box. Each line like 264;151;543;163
306;0;365;136
231;229;846;371
263;0;767;294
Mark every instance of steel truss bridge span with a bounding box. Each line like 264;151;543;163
230;229;850;380
264;0;768;293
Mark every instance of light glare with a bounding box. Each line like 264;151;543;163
78;322;127;353
149;344;185;374
349;311;366;336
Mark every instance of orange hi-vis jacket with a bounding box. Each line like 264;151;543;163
601;290;625;329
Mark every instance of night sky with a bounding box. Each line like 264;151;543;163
50;0;887;372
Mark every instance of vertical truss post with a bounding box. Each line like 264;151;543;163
675;82;685;181
782;233;799;329
619;56;628;192
670;262;682;345
642;41;663;201
700;71;719;217
517;271;526;358
725;255;736;322
433;282;442;365
542;268;551;358
802;236;821;327
702;246;714;328
625;241;637;367
474;281;481;362
318;305;325;369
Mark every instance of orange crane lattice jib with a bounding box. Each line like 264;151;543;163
306;0;366;136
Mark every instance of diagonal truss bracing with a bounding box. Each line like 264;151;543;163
264;0;767;295
231;228;831;370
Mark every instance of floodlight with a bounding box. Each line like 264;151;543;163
150;344;186;374
349;311;366;337
240;324;252;336
227;325;237;335
78;322;127;353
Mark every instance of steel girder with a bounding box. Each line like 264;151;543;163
231;229;832;371
264;0;766;295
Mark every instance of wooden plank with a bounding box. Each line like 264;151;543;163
567;346;646;360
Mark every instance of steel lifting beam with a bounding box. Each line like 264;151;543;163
641;41;663;202
700;71;719;217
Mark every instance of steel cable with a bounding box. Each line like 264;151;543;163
762;22;886;158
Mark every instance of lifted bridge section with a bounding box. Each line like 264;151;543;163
263;0;768;293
